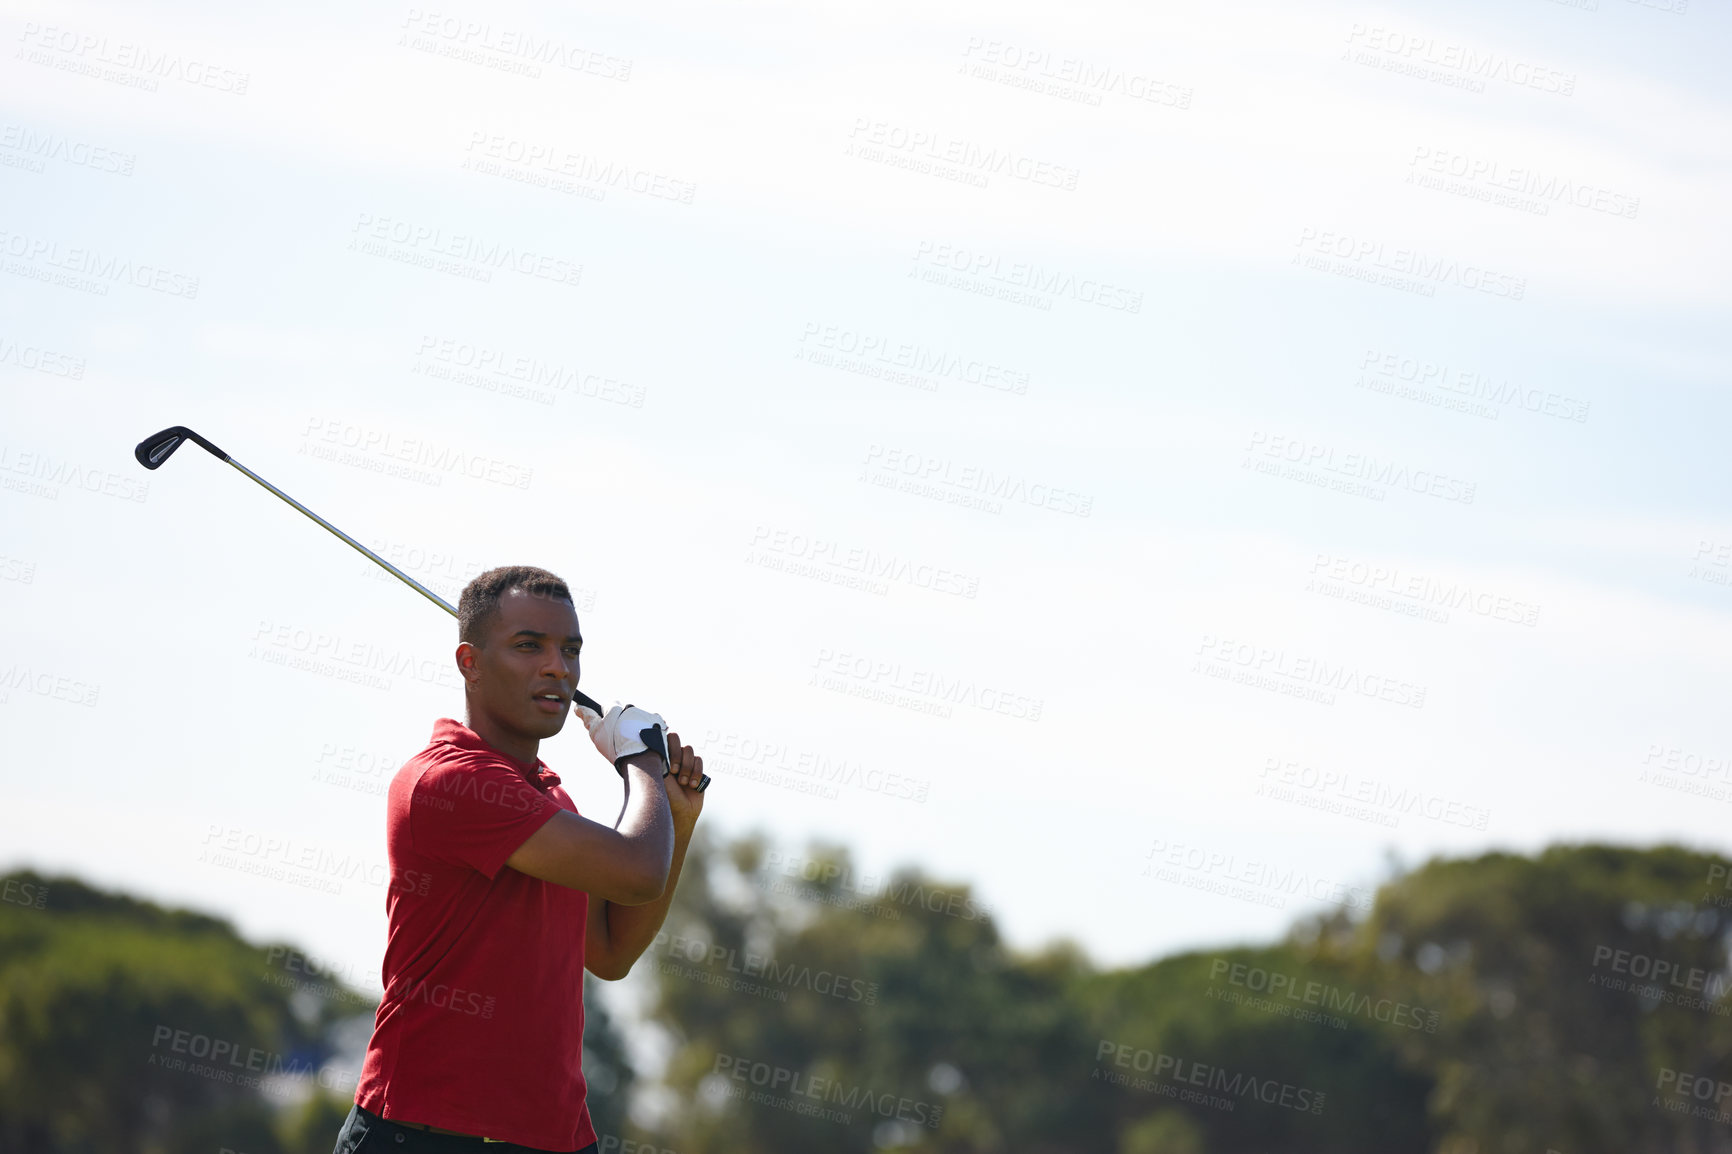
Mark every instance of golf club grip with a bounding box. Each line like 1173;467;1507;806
636;718;708;791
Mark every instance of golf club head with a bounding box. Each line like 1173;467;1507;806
135;426;229;470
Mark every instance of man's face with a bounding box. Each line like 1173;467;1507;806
457;587;582;743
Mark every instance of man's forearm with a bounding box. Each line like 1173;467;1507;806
614;754;675;893
602;828;692;969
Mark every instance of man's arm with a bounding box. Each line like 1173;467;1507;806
586;733;706;981
505;753;674;906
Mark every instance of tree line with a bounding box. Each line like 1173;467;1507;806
4;838;1732;1152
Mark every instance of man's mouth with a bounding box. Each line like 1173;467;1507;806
533;692;567;714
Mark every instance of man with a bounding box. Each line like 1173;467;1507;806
332;565;707;1153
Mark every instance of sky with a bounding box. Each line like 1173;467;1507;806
2;0;1730;1030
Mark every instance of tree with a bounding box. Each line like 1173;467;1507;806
1347;844;1732;1154
0;870;368;1154
643;832;1108;1153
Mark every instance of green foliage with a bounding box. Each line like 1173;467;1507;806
10;840;1732;1154
582;971;639;1143
1119;1110;1204;1154
646;833;1114;1153
1348;843;1732;1153
634;836;1732;1154
0;870;370;1154
275;1093;356;1154
1076;943;1434;1154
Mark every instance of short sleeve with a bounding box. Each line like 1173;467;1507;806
411;756;564;879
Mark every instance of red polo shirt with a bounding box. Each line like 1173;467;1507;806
356;718;598;1152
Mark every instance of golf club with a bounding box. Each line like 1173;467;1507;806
133;424;708;791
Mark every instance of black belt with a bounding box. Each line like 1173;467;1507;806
354;1106;597;1153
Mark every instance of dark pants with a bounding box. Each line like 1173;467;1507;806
332;1104;599;1154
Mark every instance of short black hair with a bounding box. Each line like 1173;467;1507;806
458;565;574;647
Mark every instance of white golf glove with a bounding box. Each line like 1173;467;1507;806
580;702;671;775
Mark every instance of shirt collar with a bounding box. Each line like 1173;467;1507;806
432;718;562;789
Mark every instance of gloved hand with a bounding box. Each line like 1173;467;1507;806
580;702;671;775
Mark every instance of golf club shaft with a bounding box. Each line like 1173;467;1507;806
224;457;457;617
136;425;707;791
233;456;705;786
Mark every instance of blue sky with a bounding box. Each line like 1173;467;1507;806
3;0;1729;1025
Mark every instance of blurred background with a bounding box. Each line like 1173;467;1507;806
1;0;1728;1150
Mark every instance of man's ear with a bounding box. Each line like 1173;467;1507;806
455;641;481;684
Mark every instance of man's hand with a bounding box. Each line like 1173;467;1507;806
662;732;705;837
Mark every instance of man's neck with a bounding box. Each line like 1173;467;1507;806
463;711;539;768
